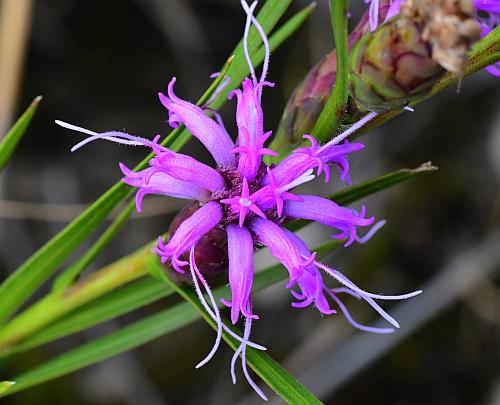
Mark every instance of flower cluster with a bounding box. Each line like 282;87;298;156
57;1;421;399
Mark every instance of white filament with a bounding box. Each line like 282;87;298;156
242;1;259;85
320;112;378;151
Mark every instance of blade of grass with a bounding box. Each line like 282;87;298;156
209;0;293;111
5;277;171;356
0;162;436;353
51;200;136;293
0;244;154;350
0;1;295;325
0;382;15;395
311;0;349;142
286;161;438;232
0;96;41;171
251;3;316;75
0;239;337;399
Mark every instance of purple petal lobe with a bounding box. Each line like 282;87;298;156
284;230;338;315
385;0;403;22
226;224;257;324
159;77;235;167
119;163;210;211
231;79;276;180
284;195;374;246
474;0;500;13
156;201;222;273
150;149;225;192
267;135;364;187
250;218;314;287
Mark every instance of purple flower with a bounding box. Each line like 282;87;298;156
56;0;421;399
474;0;500;76
365;0;402;31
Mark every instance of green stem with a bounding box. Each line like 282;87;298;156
0;245;153;350
311;0;349;142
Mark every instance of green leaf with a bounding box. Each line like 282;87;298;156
286;161;438;232
253;2;316;70
311;0;349;142
6;277;171;356
0;239;337;400
52;200;136;293
0;96;42;171
0;381;16;395
0;0;295;325
210;0;293;110
0;181;132;326
0;244;154;351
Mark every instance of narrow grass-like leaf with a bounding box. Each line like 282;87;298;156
0;239;338;399
0;96;42;171
0;245;153;350
0;162;436;353
333;162;437;205
286;161;438;232
52;200;136;293
0;1;295;325
0;381;16;395
253;2;316;67
5;277;170;356
311;0;349;142
210;0;293;110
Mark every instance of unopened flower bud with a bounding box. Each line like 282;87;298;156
349;0;482;112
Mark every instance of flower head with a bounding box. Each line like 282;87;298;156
56;0;421;399
366;0;498;76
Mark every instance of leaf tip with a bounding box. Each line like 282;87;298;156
0;381;16;394
416;161;439;173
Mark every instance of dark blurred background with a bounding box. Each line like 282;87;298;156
0;0;499;404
